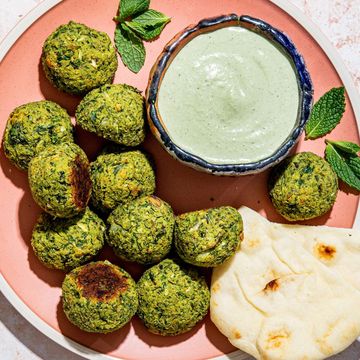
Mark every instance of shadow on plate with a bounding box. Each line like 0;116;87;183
38;60;81;117
56;298;131;353
339;180;359;196
17;187;40;244
262;202;333;226
27;245;65;288
0;150;28;189
131;314;203;347
74;124;107;161
204;314;238;354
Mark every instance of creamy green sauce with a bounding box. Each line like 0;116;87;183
158;26;300;164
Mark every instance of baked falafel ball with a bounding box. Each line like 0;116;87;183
107;196;174;264
90;151;155;213
268;152;338;221
174;206;243;267
28;142;91;218
137;259;210;336
62;261;138;333
41;21;118;95
2;101;74;170
31;207;105;270
75;84;145;146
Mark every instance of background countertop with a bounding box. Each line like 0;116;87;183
1;1;360;359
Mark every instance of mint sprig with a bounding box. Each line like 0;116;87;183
325;140;360;191
305;87;346;140
114;23;145;73
114;0;171;73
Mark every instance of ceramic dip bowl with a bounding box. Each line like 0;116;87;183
146;14;313;176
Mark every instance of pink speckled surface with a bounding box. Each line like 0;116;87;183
0;1;359;360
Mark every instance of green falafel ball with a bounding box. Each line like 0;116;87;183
90;151;155;213
268;152;338;221
62;261;138;333
137;259;210;336
31;208;105;270
42;21;118;95
28;142;91;218
174;206;243;267
107;196;174;264
2;101;74;170
76;84;145;146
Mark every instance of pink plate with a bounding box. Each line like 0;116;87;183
0;0;359;359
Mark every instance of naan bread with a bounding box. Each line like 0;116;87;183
211;206;360;360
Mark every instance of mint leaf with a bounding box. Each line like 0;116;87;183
132;9;170;26
347;155;360;178
126;21;166;41
116;0;150;22
326;140;360;155
305;87;346;139
126;10;170;41
114;23;145;73
325;142;360;191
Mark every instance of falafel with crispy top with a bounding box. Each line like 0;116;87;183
62;261;138;333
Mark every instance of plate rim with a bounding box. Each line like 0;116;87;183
0;0;359;359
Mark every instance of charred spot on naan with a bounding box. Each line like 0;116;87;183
315;243;337;261
265;328;291;350
264;279;280;292
245;238;260;249
232;329;242;339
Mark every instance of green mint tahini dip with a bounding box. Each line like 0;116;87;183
157;26;300;164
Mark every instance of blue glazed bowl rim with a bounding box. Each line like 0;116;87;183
146;14;314;175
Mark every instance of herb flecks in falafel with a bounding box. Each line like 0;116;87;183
31;208;105;270
137;259;210;336
268;152;338;221
2;101;74;170
107;196;174;264
42;21;118;95
175;206;243;267
76;84;145;146
90;150;155;213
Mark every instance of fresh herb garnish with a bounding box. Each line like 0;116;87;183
114;23;146;73
126;10;170;41
114;0;171;73
115;0;150;22
325;139;360;191
305;87;346;140
325;140;360;155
